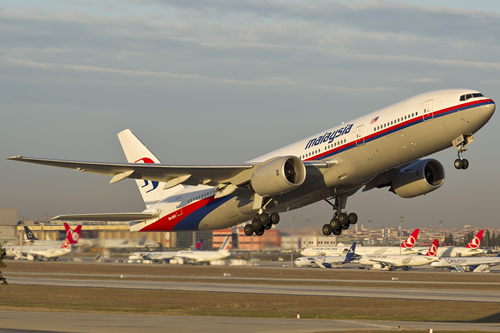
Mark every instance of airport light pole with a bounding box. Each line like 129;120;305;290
291;216;295;268
399;216;405;255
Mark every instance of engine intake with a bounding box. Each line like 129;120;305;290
392;159;445;198
251;156;306;197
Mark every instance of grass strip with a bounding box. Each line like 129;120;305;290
0;285;499;323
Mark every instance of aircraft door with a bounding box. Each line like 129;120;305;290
422;99;434;121
355;125;365;146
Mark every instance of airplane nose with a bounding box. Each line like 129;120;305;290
482;101;496;118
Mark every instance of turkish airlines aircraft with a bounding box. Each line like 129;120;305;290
5;223;81;260
7;89;495;236
359;239;439;270
301;229;420;256
431;253;500;272
415;230;486;257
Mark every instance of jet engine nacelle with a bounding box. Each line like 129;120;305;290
251;156;306;197
372;263;383;270
392;159;445;198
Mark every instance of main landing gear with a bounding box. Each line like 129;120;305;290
322;194;358;236
244;212;280;236
454;135;471;170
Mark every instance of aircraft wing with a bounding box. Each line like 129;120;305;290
7;155;332;190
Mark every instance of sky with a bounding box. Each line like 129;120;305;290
1;0;499;232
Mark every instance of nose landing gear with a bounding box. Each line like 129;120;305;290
453;135;473;170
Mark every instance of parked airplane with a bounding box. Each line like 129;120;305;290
301;229;420;256
5;223;82;261
174;236;231;263
359;239;439;270
415;230;486;257
128;239;203;262
294;242;357;268
8;89;495;236
431;253;500;272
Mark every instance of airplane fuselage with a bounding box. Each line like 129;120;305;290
132;89;495;232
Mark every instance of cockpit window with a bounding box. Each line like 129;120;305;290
460;93;483;101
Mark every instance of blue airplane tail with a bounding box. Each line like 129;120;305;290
24;226;38;241
343;242;357;263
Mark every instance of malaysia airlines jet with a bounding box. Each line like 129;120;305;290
7;89;495;236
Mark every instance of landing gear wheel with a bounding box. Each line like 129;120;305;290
244;224;254;236
259;213;270;225
322;224;332;236
338;213;348;225
342;223;350;230
270;212;280;225
264;223;272;230
454;159;463;170
255;228;264;236
462;159;469;170
348;213;358;224
333;229;342;236
330;218;340;230
252;218;262;231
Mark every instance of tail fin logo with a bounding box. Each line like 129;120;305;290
425;239;439;256
401;229;420;248
466;230;483;249
135;157;159;193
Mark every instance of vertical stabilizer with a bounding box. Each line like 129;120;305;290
344;242;356;263
219;236;231;251
424;239;439;257
401;228;419;248
465;230;484;249
62;224;82;249
118;129;181;208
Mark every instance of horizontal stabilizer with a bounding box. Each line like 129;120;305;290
52;212;160;221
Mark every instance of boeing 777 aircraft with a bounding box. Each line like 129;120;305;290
7;89;495;236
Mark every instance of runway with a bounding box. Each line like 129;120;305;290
1;311;500;333
7;276;500;303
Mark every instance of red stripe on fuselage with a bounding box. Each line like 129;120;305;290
140;196;216;232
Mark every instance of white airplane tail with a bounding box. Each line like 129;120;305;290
219;236;231;251
118;129;181;208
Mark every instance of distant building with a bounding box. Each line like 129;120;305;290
213;228;280;250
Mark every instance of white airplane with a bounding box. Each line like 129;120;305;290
301;229;420;256
294;242;357;268
7;89;495;236
358;239;439;270
415;230;487;257
174;236;231;263
5;223;82;261
431;253;500;272
128;239;203;262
